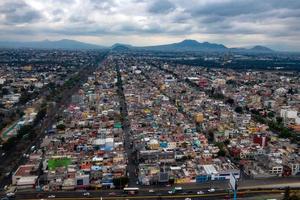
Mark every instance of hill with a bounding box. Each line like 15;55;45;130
0;39;105;49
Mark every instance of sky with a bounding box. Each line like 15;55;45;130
0;0;300;51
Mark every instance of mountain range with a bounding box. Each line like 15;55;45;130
0;39;105;50
0;39;274;53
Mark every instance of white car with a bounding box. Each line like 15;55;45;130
47;195;56;198
197;191;204;194
6;192;15;197
83;192;90;196
208;188;215;193
148;189;154;193
185;198;191;200
168;190;173;194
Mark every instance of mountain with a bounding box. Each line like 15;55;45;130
111;43;132;51
0;39;105;49
0;38;275;53
139;39;227;52
249;45;274;53
111;43;132;48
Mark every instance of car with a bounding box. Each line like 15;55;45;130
197;191;204;194
6;192;15;197
108;192;116;196
148;189;154;193
181;192;188;195
47;195;56;198
83;192;90;196
168;190;173;194
185;198;191;200
208;188;215;193
36;193;44;198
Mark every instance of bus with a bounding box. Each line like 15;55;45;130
123;187;139;195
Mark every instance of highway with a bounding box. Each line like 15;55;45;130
5;177;299;200
8;188;293;200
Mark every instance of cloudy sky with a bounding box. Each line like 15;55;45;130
0;0;300;51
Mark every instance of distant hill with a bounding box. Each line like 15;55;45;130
139;39;227;52
129;39;274;53
111;43;132;48
249;45;274;53
0;38;275;53
111;43;132;51
0;39;105;49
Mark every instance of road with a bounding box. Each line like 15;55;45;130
5;187;294;200
0;177;297;200
115;63;138;186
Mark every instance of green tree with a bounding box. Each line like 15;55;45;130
3;136;17;151
57;124;66;130
267;111;275;118
217;149;226;157
284;187;290;200
33;107;47;125
1;88;9;95
276;117;283;124
113;177;129;189
234;106;243;114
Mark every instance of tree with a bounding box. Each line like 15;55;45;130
113;177;129;189
276;117;283;124
218;149;226;157
234;106;243;114
224;139;230;145
225;98;234;105
17;125;34;139
284;187;290;200
19;90;31;104
33;107;47;125
226;80;237;85
267;111;275;118
57;124;66;130
3;136;17;151
215;142;226;157
1;88;9;95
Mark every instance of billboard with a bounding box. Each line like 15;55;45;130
229;173;237;191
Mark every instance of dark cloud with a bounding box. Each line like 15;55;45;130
181;0;300;40
190;0;300;18
148;0;175;14
191;1;266;17
0;1;42;25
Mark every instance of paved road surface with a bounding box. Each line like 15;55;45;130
1;178;298;200
6;188;290;200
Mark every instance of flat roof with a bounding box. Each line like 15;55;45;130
203;165;218;175
14;165;35;177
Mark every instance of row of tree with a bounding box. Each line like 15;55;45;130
2;105;47;151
